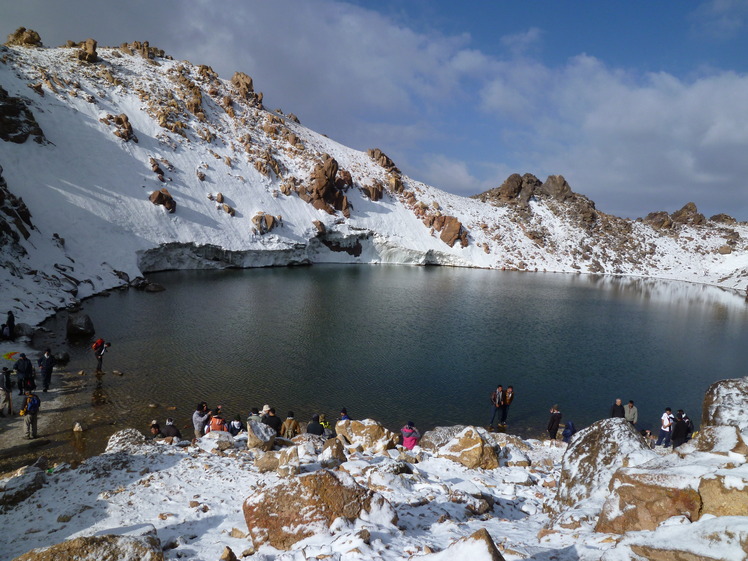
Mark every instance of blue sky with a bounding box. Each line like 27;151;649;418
3;0;748;218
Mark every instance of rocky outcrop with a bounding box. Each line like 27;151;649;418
367;148;399;173
436;426;499;470
671;202;706;226
691;425;748;455
699;472;748;517
0;86;46;144
296;156;351;218
0;466;46;512
101;113;137;142
149;188;176;213
335;419;399;454
701;376;748;431
246;420;275;451
251;212;277;235
11;535;164;561
0;165;35;244
76;38;98;63
5;27;42;47
243;469;396;550
554;418;655;509
230;72;262;107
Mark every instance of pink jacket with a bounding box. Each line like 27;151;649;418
401;425;420;450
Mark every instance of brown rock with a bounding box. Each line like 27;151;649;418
710;213;736;225
335;419;399;454
629;545;723;561
149;188;176;213
219;546;238;561
718;245;732;254
367;148;398;172
76;38;98;63
437;427;499;470
692;425;748;455
11;535;164;561
595;470;701;533
701;376;748;432
699;473;748;517
5;27;42;47
427;529;505;561
312;220;326;234
243;469;396;550
362;181;384;201
246;420;276;451
642;211;674;231
439;216;465;247
231;72;254;97
0;85;46;144
253;451;279;473
671;202;705;225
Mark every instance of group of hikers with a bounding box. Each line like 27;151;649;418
542;396;695;450
148;404;423;451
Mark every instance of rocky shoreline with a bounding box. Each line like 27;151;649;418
0;375;747;560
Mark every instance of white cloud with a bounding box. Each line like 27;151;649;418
690;0;748;38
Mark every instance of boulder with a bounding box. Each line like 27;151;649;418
367;148;398;172
149;188;176;213
251;212;277;235
642;211;674;231
439;216;466;247
105;428;149;454
691;425;748;455
11;535;164;561
231;72;254;98
710;213;737;225
76;38;98;63
699;469;748;517
335;419;399;454
0;86;46;144
5;27;42;47
243;469;396;550
246;420;275;451
65;313;94;339
420;528;505;561
0;466;46;512
555;418;655;509
277;445;300;477
420;425;471;452
437;426;499;470
701;376;748;432
671;202;706;225
320;437;347;468
595;467;702;533
253;451;279;473
197;431;235;453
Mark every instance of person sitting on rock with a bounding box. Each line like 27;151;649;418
280;411;300;439
306;414;324;436
228;414;244;436
319;413;335;438
562;421;576;443
161;417;182;440
400;421;421;450
207;410;228;432
339;407;350;421
149;423;164;439
261;407;282;435
247;407;262;423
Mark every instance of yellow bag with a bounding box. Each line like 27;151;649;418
19;409;26;416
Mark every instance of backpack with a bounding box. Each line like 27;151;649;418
92;338;105;351
209;416;226;432
26;395;40;414
282;419;298;438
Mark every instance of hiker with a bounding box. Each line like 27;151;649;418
228;414;244;436
306;414;324;436
281;411;300;439
162;417;182;439
260;404;271;421
207;410;228;432
247;407;262;423
92;339;111;372
678;409;694;440
339;407;350;421
488;384;504;428
20;389;41;439
625;400;639;427
655;407;674;447
319;413;334;438
671;413;689;449
610;398;625;418
149;423;165;439
547;404;562;440
0;368;12;416
6;311;15;341
13;353;34;394
501;386;514;425
192;401;210;440
37;348;55;393
262;407;283;435
401;421;421;450
562;421;576;443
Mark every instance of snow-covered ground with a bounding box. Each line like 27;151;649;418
1;41;747;328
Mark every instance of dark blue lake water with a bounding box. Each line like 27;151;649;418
44;266;748;438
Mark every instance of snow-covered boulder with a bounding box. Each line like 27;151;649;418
698;464;748;517
104;428;150;453
419;425;470;451
319;437;347;468
0;466;46;512
436;426;499;470
335;419;399;454
691;425;748;455
242;469;397;550
246;420;275;451
10;534;164;561
277;445;300;477
196;430;235;453
701;376;748;432
420;528;505;561
555;418;655;510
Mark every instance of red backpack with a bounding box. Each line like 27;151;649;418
92;338;105;351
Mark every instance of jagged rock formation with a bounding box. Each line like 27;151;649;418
11;535;164;561
0;86;45;144
4;27;42;48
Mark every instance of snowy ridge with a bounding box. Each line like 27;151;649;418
1;40;747;325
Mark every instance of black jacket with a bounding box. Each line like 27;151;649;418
610;403;625;418
306;421;324;436
262;415;283;435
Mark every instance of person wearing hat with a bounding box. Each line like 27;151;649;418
260;404;271;421
162;417;182;439
0;367;12;416
547;404;562;440
339;407;350;421
281;411;300;439
401;421;421;450
20;389;41;439
13;353;34;395
306;414;324;436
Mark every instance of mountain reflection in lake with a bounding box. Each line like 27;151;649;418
41;266;748;440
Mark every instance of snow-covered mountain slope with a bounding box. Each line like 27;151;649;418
1;36;747;325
